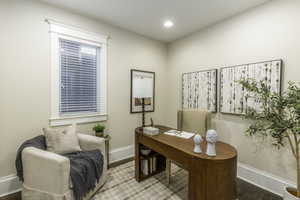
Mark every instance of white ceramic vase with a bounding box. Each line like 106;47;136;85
206;129;218;157
193;134;203;153
284;187;300;200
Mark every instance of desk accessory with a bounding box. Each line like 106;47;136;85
143;126;159;136
164;130;194;139
141;146;151;155
206;129;218;156
193;134;203;153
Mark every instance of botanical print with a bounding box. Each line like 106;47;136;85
220;60;282;114
182;69;217;112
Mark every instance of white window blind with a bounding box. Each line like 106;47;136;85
59;38;100;114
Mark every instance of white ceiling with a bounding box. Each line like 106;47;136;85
39;0;271;42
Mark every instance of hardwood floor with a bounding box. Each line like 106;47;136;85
0;192;21;200
237;179;282;200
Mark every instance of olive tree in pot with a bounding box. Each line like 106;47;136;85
239;79;300;200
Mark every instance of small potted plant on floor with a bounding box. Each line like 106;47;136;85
93;124;105;137
239;79;300;200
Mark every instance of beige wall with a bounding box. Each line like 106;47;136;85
1;0;299;185
166;0;300;182
0;0;168;177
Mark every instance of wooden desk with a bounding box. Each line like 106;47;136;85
135;125;237;200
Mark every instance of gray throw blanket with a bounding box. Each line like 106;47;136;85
16;135;103;200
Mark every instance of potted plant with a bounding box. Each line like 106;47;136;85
93;124;105;137
239;79;300;199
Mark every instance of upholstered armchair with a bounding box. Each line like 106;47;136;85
166;109;212;184
21;133;107;200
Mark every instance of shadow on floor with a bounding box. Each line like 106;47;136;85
237;179;282;200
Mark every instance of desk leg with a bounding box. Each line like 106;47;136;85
135;134;141;182
166;159;171;185
105;140;109;169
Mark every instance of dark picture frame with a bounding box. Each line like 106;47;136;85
130;69;155;113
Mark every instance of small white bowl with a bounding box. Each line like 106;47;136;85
141;149;151;156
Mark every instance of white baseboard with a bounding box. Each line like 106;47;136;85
109;145;134;164
0;146;295;198
0;174;21;197
237;162;295;197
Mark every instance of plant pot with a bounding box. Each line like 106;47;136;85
95;131;104;137
284;187;300;200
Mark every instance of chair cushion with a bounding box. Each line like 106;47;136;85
43;124;81;154
178;109;211;136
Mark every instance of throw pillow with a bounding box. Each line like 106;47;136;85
43;124;81;154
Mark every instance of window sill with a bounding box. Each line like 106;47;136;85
49;114;107;127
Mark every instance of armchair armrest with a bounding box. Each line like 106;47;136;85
77;134;107;170
77;134;105;152
22;147;70;194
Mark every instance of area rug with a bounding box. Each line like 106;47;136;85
94;161;188;200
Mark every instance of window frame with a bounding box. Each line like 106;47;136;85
48;20;108;126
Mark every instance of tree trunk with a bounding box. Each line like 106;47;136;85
297;144;300;198
297;157;300;197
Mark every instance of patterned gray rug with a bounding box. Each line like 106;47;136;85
94;161;282;200
94;161;188;200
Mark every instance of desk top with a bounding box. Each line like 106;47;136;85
135;125;237;161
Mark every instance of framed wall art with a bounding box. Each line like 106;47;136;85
130;69;155;113
182;69;217;112
220;59;282;115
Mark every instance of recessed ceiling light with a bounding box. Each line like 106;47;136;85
163;20;174;28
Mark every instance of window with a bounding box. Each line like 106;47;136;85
60;39;99;114
48;20;107;126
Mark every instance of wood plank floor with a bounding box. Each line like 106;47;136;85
0;192;21;200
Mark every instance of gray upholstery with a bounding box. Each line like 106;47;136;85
22;133;107;200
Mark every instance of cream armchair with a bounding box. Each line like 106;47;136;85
21;134;107;200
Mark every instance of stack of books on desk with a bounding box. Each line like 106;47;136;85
141;157;157;176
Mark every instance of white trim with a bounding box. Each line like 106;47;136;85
109;145;134;164
237;162;296;197
46;19;108;44
49;114;108;126
0;174;21;197
48;20;108;127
